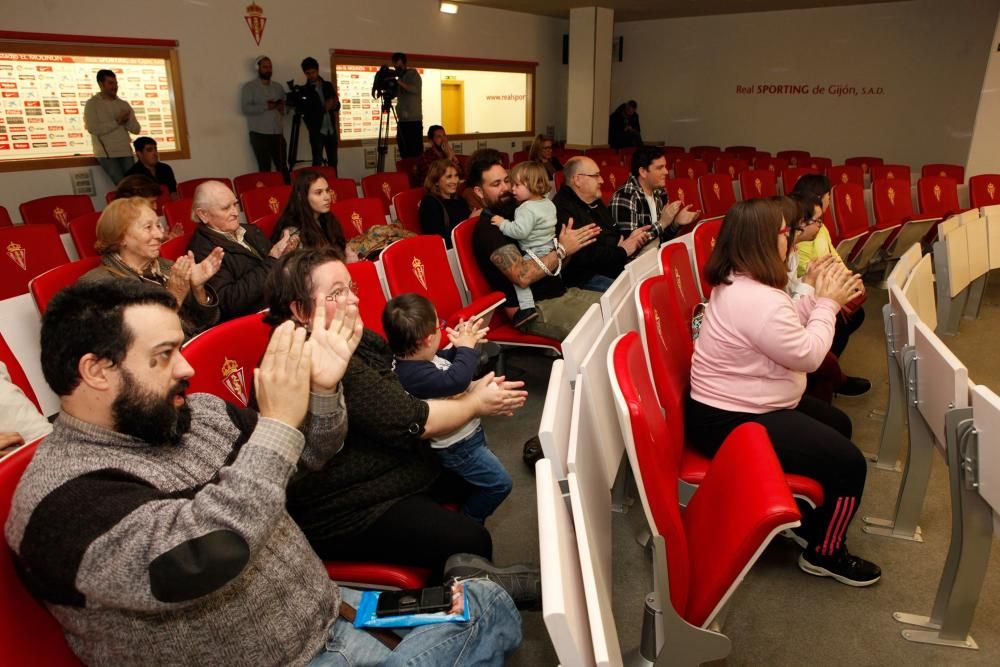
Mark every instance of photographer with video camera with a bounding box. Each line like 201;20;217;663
289;57;341;169
241;56;288;180
391;52;423;158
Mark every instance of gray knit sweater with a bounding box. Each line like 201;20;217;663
5;390;347;667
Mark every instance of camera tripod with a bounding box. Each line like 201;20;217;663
287;110;306;172
375;98;397;173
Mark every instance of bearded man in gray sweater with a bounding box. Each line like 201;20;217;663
5;280;521;666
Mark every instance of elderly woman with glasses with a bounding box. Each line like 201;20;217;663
78;197;223;338
262;247;537;588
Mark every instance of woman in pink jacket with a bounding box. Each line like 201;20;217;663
685;198;880;587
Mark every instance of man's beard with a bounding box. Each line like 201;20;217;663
259;71;272;81
487;191;517;218
112;368;192;446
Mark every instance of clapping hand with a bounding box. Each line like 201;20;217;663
269;229;296;258
188;248;224;288
559;217;601;256
166;255;193;306
255;322;312;428
307;295;363;393
447;318;488;349
802;254;836;288
814;261;864;307
674;204;700;226
469;372;528;417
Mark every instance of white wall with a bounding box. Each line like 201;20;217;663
610;0;1000;167
0;0;567;218
966;10;1000;176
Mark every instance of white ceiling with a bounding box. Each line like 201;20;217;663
454;0;910;22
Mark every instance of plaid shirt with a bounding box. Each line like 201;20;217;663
609;175;678;241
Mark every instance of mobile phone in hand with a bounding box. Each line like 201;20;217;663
375;586;451;618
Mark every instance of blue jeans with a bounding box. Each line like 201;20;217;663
436;427;512;523
96;156;135;187
579;273;615;293
308;581;522;666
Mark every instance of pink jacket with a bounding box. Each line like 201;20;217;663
690;273;839;413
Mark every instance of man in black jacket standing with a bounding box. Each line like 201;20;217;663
300;57;340;169
552;156;650;291
188;180;296;322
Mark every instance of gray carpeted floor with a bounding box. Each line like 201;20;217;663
481;273;1000;666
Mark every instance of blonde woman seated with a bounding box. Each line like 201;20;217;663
79;197;224;338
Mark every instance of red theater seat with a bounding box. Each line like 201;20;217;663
0;224;70;300
233;171;286;198
599;164;630;193
969;174;1000;209
827;165;865;187
712;158;748;181
665;177;701;213
159;232;193;262
292;165;339;186
754;156;787;176
0;206;12;228
738;169;778;200
921;163;964;184
692;216;724;299
346;260;388;340
775;150;810;167
0;332;40;411
689;146;721;162
361;172;411;216
0;441;86;666
67;211;103;259
872;177;938;254
697;174;736;219
674;158;709;182
394;159;421;188
327;177;360;203
870;164;910;182
844;156;883;176
804;156;832;172
240;185;290;225
781;166;820;194
29;256;102;314
450;218;561;353
19;195;94;231
586;148;622;168
177;178;234;201
391;187;425;235
917;176;962;220
163;198;198;238
329;197;386;243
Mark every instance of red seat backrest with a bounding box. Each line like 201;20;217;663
753;156;787;176
827;165;865;187
917;176;960;218
697;174;736;218
870;164;910;183
599;164;629;192
19;195;94;232
0;332;40;411
67;211;104;259
724;145;755;154
0;442;85;666
292;166;338;186
379;235;464;327
497;152;511;169
831;183;870;238
663;146;686;159
689;146;720;162
921;163;964;184
844;156;883;175
0;206;12;228
240;185;290;225
0;224;70;300
692;217;724;299
554;171;565;191
233;171;286;197
737;169;777;200
392;187;425;235
775;150;810;166
176;178;234;201
664;177;700;211
712;158;748;181
451;217;495;303
163;198;198;238
327;178;359;204
804;156;832;172
587;149;621;169
159;232;193;262
29;256;102;314
658;244;702;329
781;166;820;194
346;260;388;340
968;174;1000;209
553;148;583;163
394;158;421;187
250;213;280;240
329;197;386;243
361;172;412;216
674;159;709;182
872;177;915;228
511;150;530;164
182;312;271;407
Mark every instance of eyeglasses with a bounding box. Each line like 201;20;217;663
578;172;603;179
324;280;358;303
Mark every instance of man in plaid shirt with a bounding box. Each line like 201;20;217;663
609;145;700;243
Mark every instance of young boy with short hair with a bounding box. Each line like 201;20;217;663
383;293;513;523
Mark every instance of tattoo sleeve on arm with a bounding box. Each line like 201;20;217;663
490;243;559;288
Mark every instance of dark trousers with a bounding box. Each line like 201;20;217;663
832;307;865;358
307;473;492;582
248;131;289;179
308;128;338;168
397;121;424;158
686;395;868;556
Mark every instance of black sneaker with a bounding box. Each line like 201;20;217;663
798;548;881;587
837;376;871;397
522;436;543;469
512;308;538;330
444;553;542;610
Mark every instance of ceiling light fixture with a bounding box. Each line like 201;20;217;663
440;2;458;14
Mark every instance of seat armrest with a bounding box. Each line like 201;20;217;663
448;292;507;328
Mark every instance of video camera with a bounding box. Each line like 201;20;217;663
285;79;320;112
371;65;399;108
